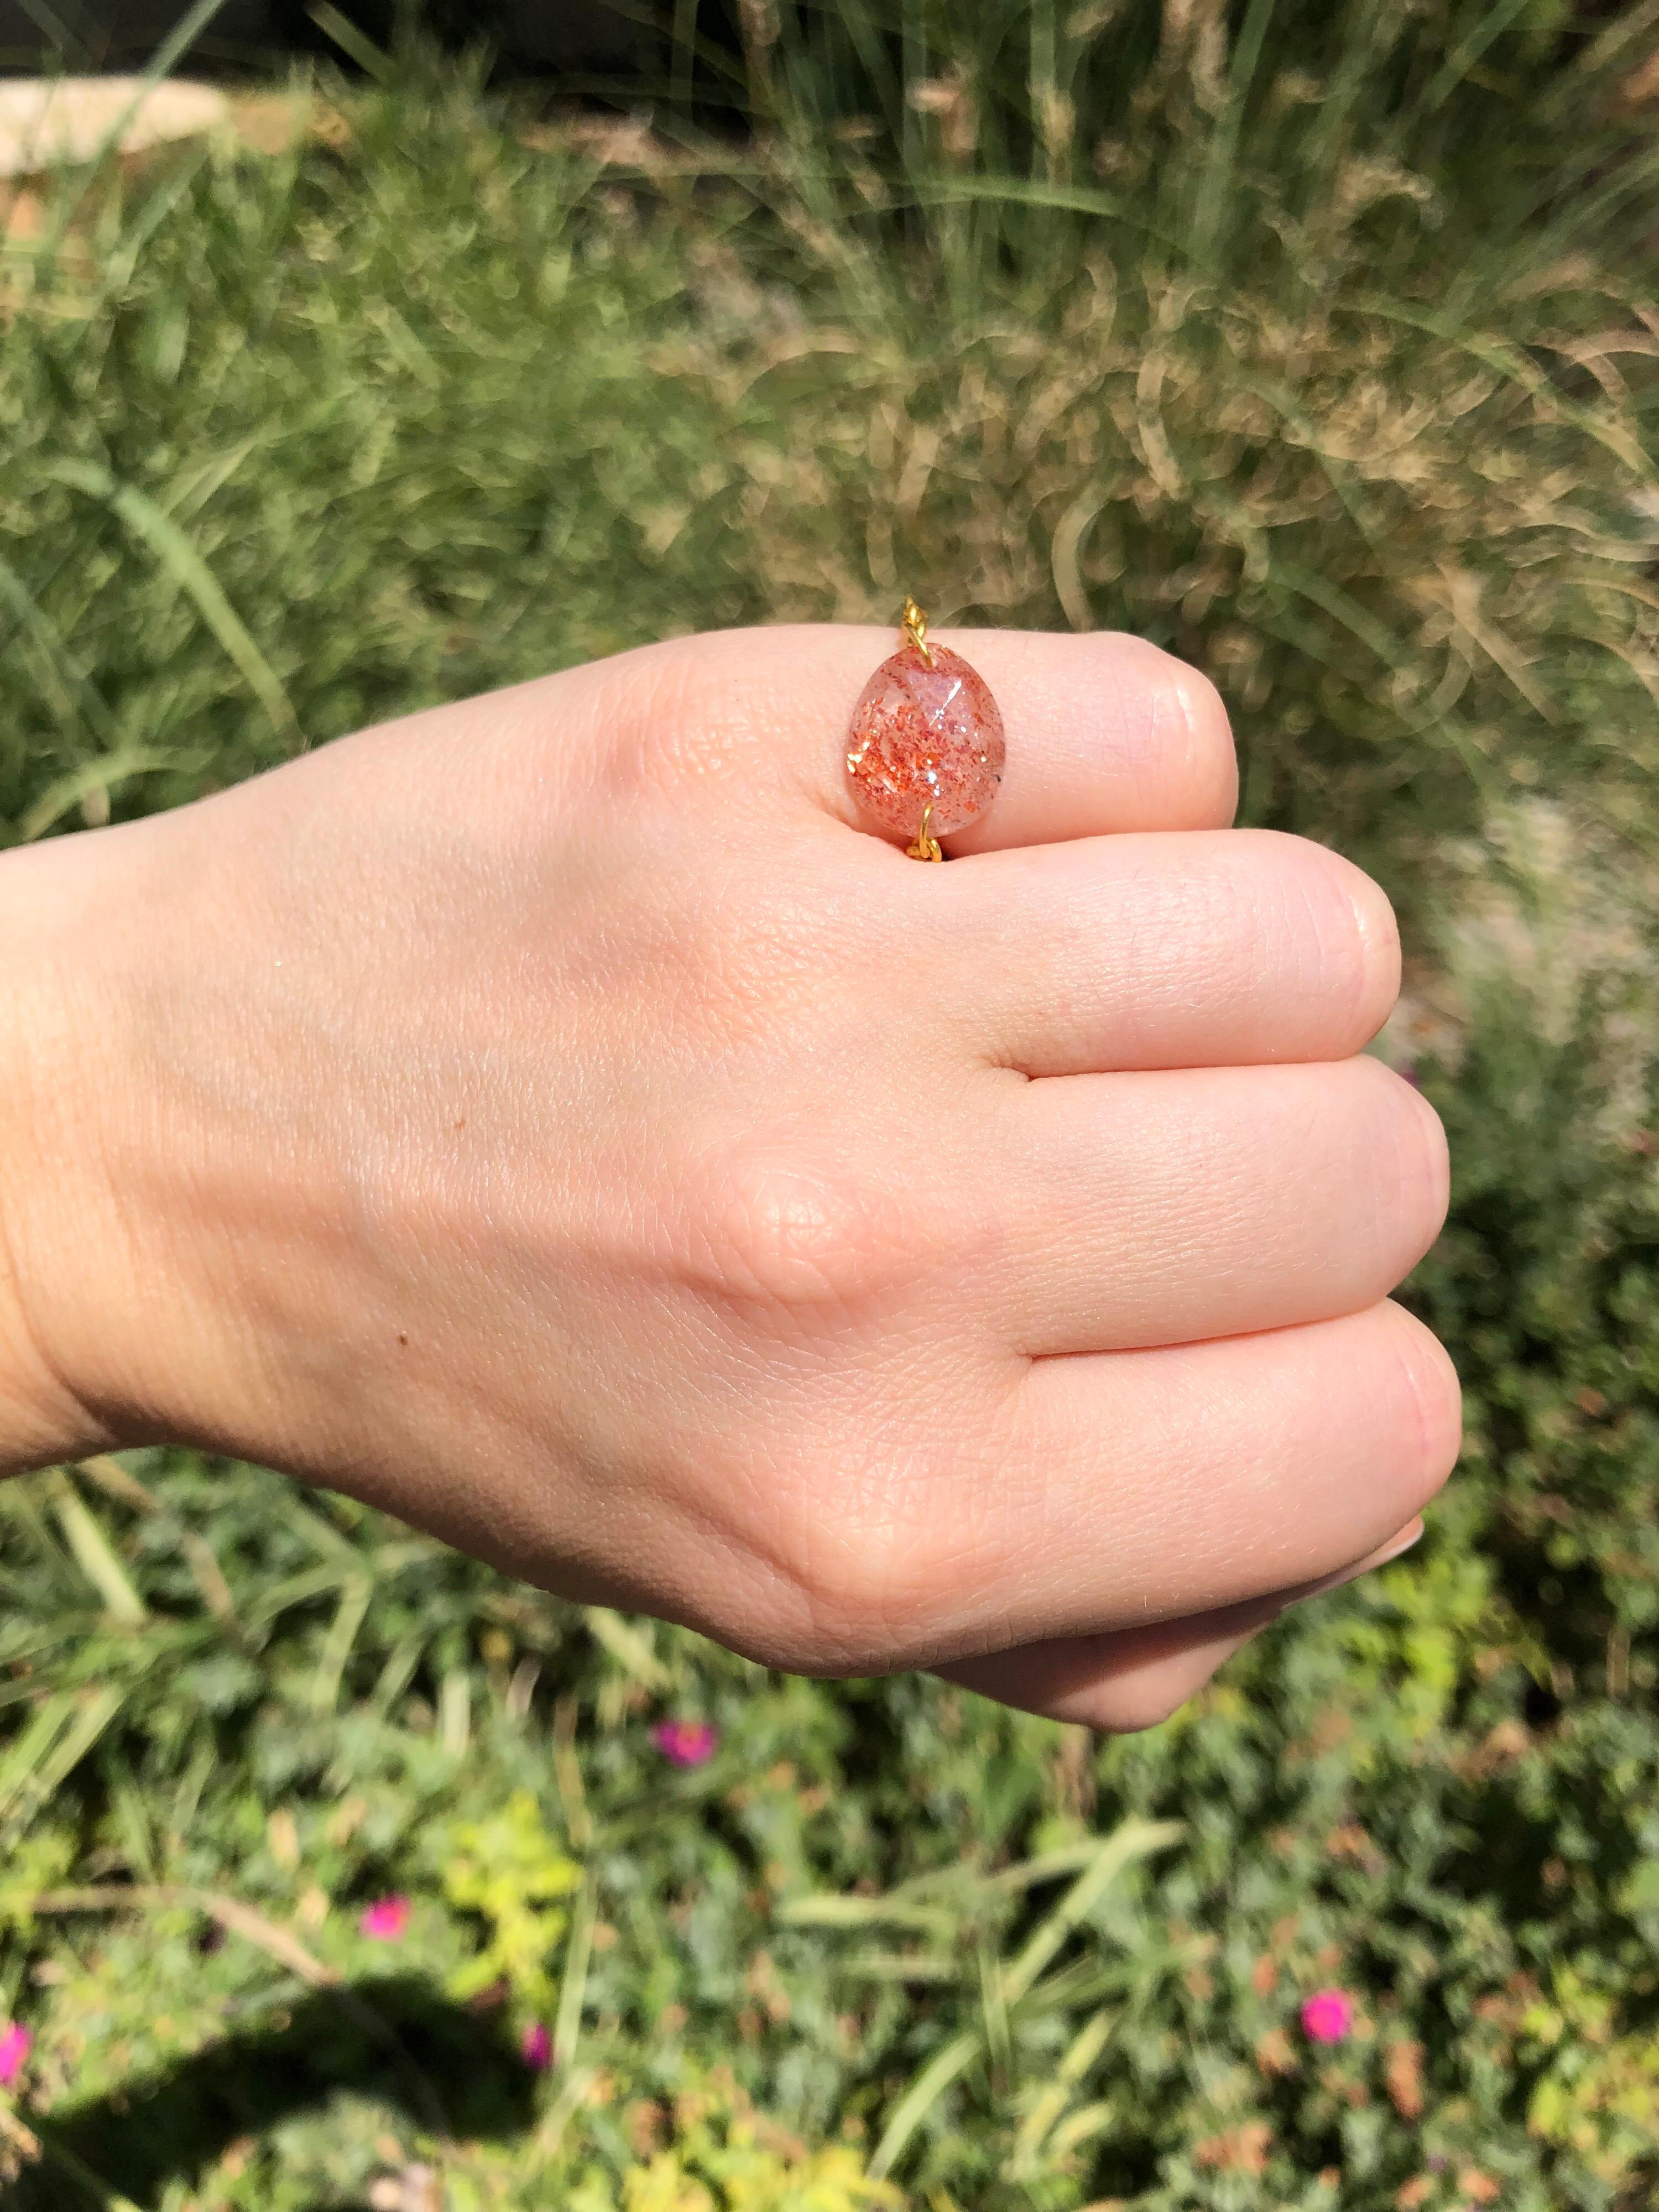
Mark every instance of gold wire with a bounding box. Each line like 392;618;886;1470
901;593;934;666
906;800;943;863
899;597;943;859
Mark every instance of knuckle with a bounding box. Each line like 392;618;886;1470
1401;1079;1452;1239
1360;1057;1451;1258
1151;650;1238;827
796;1550;926;1671
1385;1303;1463;1499
766;1429;989;1670
781;1525;932;1674
1297;842;1401;1043
586;628;774;804
1245;833;1400;1047
685;1148;912;1314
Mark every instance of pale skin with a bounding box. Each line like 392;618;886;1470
0;624;1459;1730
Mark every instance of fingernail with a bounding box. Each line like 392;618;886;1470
1297;1519;1425;1603
1373;1518;1426;1566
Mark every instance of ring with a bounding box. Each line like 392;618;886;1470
844;596;1006;861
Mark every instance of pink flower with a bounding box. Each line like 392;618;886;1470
358;1895;411;1942
521;2021;554;2070
0;2023;32;2086
652;1719;718;1768
1301;1988;1355;2044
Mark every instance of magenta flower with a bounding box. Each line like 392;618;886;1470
652;1719;718;1768
521;2021;554;2070
1301;1988;1355;2044
0;2023;32;2086
358;1895;411;1942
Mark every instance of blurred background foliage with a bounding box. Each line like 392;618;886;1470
1;3;1659;2206
8;0;1659;895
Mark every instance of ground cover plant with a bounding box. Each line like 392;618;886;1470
1;4;1659;2205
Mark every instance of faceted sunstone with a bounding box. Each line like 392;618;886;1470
844;640;1005;851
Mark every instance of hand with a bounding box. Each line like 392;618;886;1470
0;624;1457;1728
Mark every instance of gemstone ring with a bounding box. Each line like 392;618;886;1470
844;596;1005;860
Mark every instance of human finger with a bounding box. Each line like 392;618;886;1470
938;1520;1424;1729
987;1055;1447;1355
937;829;1399;1076
630;623;1238;848
891;1304;1459;1663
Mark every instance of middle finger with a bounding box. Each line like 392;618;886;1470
983;1053;1447;1355
940;828;1399;1078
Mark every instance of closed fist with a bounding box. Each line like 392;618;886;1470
0;623;1457;1728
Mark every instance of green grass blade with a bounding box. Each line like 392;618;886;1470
1011;2001;1118;2166
840;1950;961;1984
904;173;1206;268
439;1666;471;1756
1189;0;1278;262
245;1563;354;1630
0;1695;79;1826
176;1528;238;1626
554;1879;596;2074
45;461;299;746
0;550;116;752
74;1457;240;1625
1050;2098;1113;2154
987;1839;1134;1893
48;1474;147;1626
310;1575;372;1712
370;1634;425;1718
31;0;234;262
1418;0;1550;119
9;0;81;48
278;1495;366;1565
583;1606;670;1691
776;1894;960;1937
1000;1817;1182;2008
977;1937;1011;2077
307;3;392;80
17;749;180;842
1;1687;126;1834
868;2028;979;2180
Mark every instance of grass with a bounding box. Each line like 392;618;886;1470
1;6;1658;2205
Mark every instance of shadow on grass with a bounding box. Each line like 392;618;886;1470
0;1976;536;2209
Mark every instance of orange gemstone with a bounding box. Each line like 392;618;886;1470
845;640;1005;845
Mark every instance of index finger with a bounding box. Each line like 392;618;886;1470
650;624;1239;849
